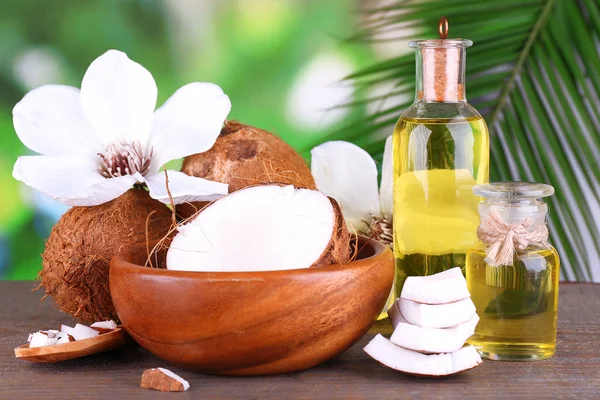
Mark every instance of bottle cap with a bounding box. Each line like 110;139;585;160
410;17;472;102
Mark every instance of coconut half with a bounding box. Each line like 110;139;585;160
167;185;350;272
399;297;476;329
390;312;480;354
400;267;470;305
364;334;482;377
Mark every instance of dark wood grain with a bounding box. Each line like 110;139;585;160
1;281;599;399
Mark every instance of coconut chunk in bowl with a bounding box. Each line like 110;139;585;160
109;235;393;376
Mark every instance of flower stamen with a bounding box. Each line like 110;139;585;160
98;141;153;179
360;216;393;247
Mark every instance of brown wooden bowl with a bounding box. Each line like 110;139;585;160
109;236;393;376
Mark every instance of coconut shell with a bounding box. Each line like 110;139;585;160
178;121;316;219
311;197;351;267
40;188;173;323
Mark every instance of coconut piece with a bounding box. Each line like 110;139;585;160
179;121;316;219
29;332;51;348
399;297;476;329
71;324;99;341
40;188;173;323
167;185;350;272
390;313;480;353
60;324;74;335
140;368;190;392
55;332;72;344
364;334;482;377
91;320;117;333
400;267;470;305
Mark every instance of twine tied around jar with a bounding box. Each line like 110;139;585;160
477;209;549;266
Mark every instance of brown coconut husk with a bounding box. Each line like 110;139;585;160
40;188;173;323
311;197;351;267
178;121;316;219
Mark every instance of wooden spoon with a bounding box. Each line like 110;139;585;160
14;327;127;363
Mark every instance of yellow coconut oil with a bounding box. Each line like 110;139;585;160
466;246;559;360
393;115;489;294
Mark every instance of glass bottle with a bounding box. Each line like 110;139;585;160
466;182;559;361
392;23;490;297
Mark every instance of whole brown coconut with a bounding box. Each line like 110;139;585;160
179;121;316;218
40;188;173;323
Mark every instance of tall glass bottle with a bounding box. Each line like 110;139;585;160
392;30;490;298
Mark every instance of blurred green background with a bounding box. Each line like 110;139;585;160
3;0;599;282
0;0;381;279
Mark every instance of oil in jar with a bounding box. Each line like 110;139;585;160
466;246;560;360
392;115;489;295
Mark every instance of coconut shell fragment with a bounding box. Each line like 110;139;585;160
40;188;172;323
179;121;316;218
140;368;189;392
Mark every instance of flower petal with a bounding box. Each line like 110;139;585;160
13;85;102;157
148;82;231;170
81;50;157;145
144;170;228;205
311;141;380;231
380;135;393;220
13;156;136;206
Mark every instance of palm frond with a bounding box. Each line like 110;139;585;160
310;0;600;281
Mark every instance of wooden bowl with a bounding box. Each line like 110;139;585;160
109;236;393;376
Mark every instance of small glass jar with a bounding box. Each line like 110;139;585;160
466;182;559;361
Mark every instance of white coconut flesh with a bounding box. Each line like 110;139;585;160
399;297;476;329
167;185;337;272
400;267;470;305
364;334;482;377
390;313;480;354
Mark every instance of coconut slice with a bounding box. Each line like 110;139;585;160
390;313;480;353
400;267;470;305
364;334;482;377
167;185;349;272
29;332;51;348
46;329;59;338
399;297;476;328
60;324;74;334
55;332;72;344
71;324;99;341
91;320;117;333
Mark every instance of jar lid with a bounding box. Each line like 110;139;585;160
473;182;554;199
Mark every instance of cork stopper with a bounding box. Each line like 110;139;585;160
411;17;472;103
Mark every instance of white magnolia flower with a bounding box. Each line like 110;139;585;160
12;49;231;207
311;137;393;246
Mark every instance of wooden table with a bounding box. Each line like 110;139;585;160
1;282;599;399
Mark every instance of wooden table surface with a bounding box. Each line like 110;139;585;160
1;281;599;399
